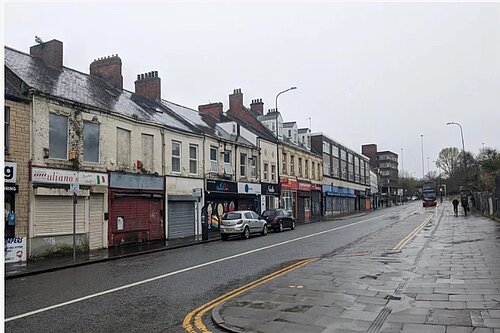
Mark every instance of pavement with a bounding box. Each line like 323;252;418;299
4;210;370;279
212;202;500;333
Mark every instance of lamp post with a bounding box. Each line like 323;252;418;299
420;134;424;179
400;148;404;175
275;86;297;211
446;122;467;184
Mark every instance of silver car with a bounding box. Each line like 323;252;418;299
220;210;268;240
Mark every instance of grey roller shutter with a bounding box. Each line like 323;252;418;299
89;194;104;250
34;196;85;236
168;201;195;239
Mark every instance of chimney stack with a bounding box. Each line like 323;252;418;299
250;98;264;115
198;102;223;121
90;54;123;90
30;39;63;71
228;88;243;114
134;71;161;101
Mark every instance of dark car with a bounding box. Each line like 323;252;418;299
261;209;295;232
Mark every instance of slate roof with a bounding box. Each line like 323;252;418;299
225;111;278;143
4;46;199;134
257;111;280;121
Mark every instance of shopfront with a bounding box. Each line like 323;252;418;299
4;162;18;239
297;181;312;222
311;183;322;221
205;179;238;232
280;177;298;218
237;182;261;213
30;167;109;255
261;182;280;213
108;172;164;246
322;184;357;216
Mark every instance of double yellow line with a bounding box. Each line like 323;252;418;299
392;214;433;251
183;258;315;333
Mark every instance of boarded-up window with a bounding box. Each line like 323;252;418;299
141;134;154;171
84;121;100;163
117;128;131;168
49;113;68;159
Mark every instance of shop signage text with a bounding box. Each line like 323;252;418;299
206;179;237;193
5;237;27;263
5;162;17;183
238;182;261;195
280;177;298;190
261;182;280;195
32;168;108;186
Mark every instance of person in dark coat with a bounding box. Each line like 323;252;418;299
452;198;459;217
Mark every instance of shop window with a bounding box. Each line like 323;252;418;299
49;113;68;160
283;191;293;211
189;144;198;175
83;121;100;163
116;128;131;168
240;153;247;178
141;134;154;171
4;106;10;153
210;147;218;172
172;141;181;173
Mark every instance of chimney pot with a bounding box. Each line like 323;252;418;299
135;70;161;101
30;39;64;70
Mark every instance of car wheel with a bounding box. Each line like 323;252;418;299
290;220;295;230
242;226;250;240
278;221;283;232
261;224;268;236
221;234;229;241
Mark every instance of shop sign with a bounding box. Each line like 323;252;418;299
206;179;237;193
238;182;261;195
5;162;17;183
311;184;322;191
5;183;19;193
261;182;280;195
192;188;203;198
32;168;108;186
298;182;312;192
280;177;298;190
5;237;27;263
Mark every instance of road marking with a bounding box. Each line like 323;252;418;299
392;213;433;251
183;258;315;333
5;208;411;323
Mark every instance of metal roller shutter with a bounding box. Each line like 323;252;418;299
89;194;104;250
168;201;195;239
34;196;85;236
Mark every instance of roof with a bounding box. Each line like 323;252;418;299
283;121;296;128
311;132;369;161
298;128;310;134
225;109;277;143
4;46;198;134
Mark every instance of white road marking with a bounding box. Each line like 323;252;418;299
5;208;417;322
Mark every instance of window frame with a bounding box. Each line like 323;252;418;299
83;120;100;163
271;164;276;182
264;162;269;180
49;113;69;160
189;144;198;175
250;156;257;178
224;151;233;175
210;146;218;173
240;153;247;178
171;140;181;174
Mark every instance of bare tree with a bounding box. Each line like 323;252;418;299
436;147;460;176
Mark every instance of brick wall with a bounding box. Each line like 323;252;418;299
5;99;31;237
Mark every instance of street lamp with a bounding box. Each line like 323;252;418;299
446;122;467;184
275;86;297;112
400;148;404;175
420;134;424;179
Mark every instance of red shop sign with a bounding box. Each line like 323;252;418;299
280;177;298;190
298;182;312;191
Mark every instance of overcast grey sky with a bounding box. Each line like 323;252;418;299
4;2;500;178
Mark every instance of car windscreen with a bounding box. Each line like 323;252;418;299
262;210;276;217
223;213;241;220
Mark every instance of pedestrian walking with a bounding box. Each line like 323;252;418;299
452;198;459;217
461;195;469;216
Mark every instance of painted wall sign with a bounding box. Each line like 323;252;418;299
5;162;17;183
5;237;27;263
237;182;262;195
31;168;108;186
206;179;237;193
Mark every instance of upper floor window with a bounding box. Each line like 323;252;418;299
332;145;339;158
172;141;181;173
312;161;316;180
323;141;330;154
240;153;247;178
348;153;354;164
305;160;309;178
323;153;330;176
250;156;257;178
189;144;198;175
116;127;131;168
210;147;218;172
84;121;100;163
49;113;68;160
224;151;233;174
282;152;287;174
288;129;292;137
298;157;303;177
271;164;276;182
264;163;269;180
4;107;10;153
340;149;347;161
290;155;295;175
141;134;154;171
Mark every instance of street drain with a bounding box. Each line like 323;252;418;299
361;274;380;280
384;295;401;301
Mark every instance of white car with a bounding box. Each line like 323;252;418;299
220;210;268;240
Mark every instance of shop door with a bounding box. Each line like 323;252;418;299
89;194;104;250
168;201;195;239
297;197;305;222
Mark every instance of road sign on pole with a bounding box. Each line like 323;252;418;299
70;183;79;261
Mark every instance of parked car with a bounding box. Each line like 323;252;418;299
261;209;295;232
220;210;268;240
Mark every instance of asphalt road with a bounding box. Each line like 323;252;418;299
4;202;430;333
